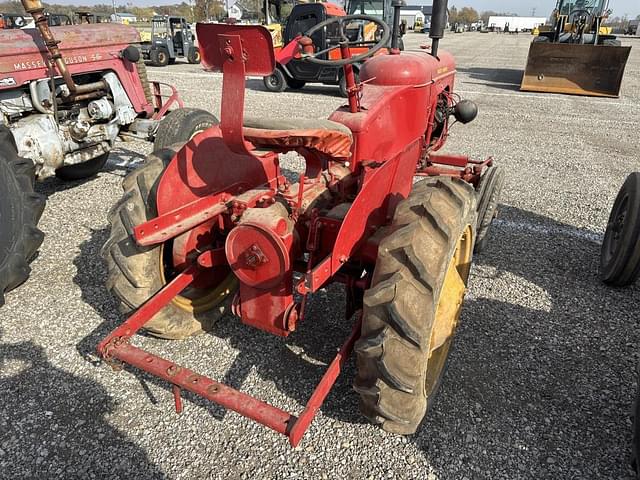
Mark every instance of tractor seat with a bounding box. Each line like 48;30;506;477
243;117;353;159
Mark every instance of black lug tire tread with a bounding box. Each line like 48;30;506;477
263;68;287;93
354;176;476;434
0;128;45;306
285;76;306;89
102;146;231;339
187;46;200;64
55;152;110;181
474;166;505;254
600;172;640;286
135;51;154;105
153;108;219;151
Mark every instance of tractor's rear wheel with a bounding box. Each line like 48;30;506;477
0;127;45;306
354;176;477;434
102;146;236;339
601;172;640;286
153;108;219;151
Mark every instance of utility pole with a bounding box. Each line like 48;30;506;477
532;7;536;16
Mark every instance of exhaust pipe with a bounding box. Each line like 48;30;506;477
21;0;106;96
430;0;448;57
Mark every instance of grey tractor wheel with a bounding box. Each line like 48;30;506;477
153;108;219;151
354;176;477;434
187;46;201;64
102;146;237;339
474;165;505;253
0;127;45;306
55;153;109;181
263;68;287;93
601;172;640;286
150;48;169;67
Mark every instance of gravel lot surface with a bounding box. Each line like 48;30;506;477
1;32;639;479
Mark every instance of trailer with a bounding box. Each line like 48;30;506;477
488;16;547;32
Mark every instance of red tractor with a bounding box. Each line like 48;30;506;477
99;0;503;445
0;0;218;306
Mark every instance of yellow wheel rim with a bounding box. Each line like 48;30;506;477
159;244;237;314
425;224;474;397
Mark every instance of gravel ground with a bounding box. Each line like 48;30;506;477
1;32;640;479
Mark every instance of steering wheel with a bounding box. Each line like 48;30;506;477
301;14;390;67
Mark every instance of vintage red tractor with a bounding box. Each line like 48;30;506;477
99;0;503;445
0;0;218;306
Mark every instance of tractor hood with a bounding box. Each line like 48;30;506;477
359;50;456;86
0;24;140;78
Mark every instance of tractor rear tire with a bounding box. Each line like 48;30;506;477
354;176;477;434
0;128;45;306
187;46;201;64
150;48;169;67
600;172;640;286
102;146;236;339
263;68;287;93
153;108;219;151
55;153;109;181
474;165;505;254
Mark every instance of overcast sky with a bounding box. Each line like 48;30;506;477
47;0;640;18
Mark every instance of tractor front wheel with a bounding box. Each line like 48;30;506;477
600;172;640;286
102;147;236;339
474;165;505;253
0;127;45;306
263;68;287;93
153;108;219;151
150;48;169;67
354;176;477;434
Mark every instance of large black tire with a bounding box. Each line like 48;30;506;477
102;146;236;339
285;75;306;90
135;49;154;105
153;108;219;151
150;48;169;67
600;173;640;286
354;177;477;434
55;153;109;181
633;362;640;476
187;46;201;64
263;68;287;93
474;166;505;254
0;128;45;306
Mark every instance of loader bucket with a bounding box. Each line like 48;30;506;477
521;42;631;98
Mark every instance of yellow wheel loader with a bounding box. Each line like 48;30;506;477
521;0;631;97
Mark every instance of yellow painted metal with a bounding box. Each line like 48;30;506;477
425;225;473;396
521;42;632;97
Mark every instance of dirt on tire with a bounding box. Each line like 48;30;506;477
0;127;45;306
354;176;477;434
102;146;236;339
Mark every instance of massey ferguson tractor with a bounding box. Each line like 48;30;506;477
0;0;218;306
99;0;503;445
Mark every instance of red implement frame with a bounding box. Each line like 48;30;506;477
97;253;361;447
